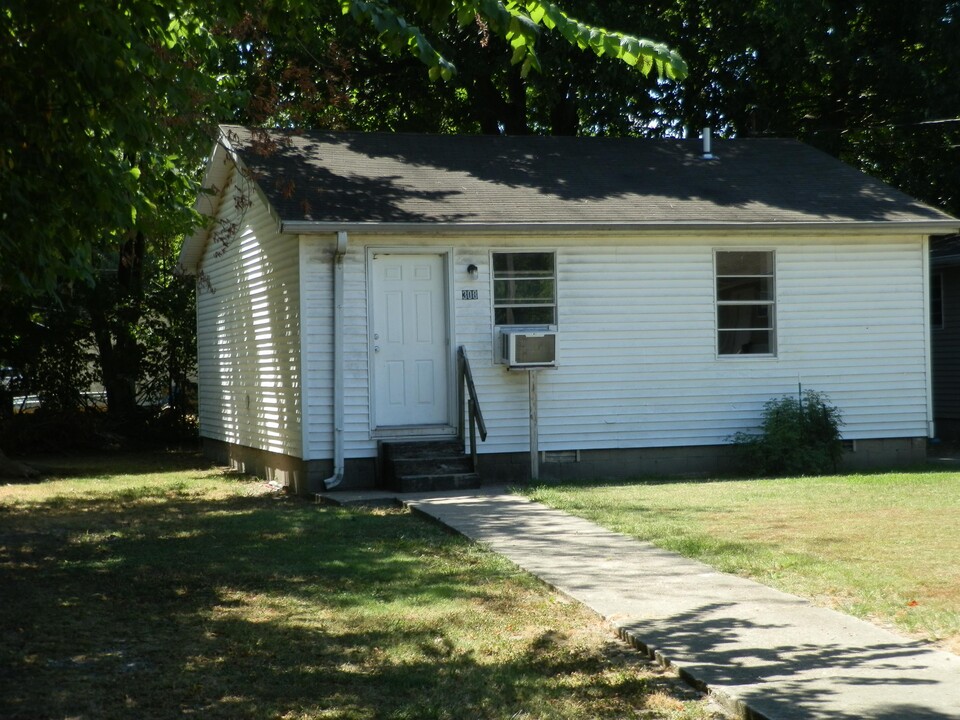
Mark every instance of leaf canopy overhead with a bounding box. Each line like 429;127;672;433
341;0;688;81
0;0;686;298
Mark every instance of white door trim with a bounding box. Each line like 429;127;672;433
366;247;456;434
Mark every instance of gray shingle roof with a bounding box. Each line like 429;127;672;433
219;124;957;230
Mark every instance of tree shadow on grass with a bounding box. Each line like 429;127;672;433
408;495;960;720
10;450;219;484
0;490;686;719
619;605;959;720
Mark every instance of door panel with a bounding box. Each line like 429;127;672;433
372;253;448;427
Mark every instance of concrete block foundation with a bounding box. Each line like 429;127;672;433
203;436;929;495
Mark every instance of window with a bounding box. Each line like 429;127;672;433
492;251;556;325
932;272;944;329
716;250;775;355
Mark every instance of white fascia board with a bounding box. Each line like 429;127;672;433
178;133;240;275
178;129;287;275
281;219;960;237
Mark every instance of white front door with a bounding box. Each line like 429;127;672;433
371;252;449;428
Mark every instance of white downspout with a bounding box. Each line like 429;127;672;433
323;230;348;490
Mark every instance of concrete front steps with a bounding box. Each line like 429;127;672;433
379;440;481;493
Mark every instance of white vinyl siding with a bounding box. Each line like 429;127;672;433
194;165;303;456
298;236;335;459
299;233;929;463
299;237;370;459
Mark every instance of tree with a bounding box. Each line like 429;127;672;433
1;0;239;429
215;0;690;137
2;0;685;295
0;0;226;299
631;0;960;214
0;0;686;441
342;0;687;82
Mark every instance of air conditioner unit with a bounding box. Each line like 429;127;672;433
500;329;557;368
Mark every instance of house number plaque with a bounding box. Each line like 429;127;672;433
461;289;479;300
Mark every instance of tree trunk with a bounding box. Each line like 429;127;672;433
88;230;146;417
0;386;12;426
471;74;508;135
550;79;578;136
503;65;528;135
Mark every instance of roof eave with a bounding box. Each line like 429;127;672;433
281;219;960;237
177;130;248;276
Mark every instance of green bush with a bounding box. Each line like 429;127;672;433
733;390;844;476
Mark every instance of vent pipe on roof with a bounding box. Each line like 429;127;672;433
702;127;714;159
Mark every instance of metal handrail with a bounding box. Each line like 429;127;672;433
457;346;487;470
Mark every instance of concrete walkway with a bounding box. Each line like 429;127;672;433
320;487;960;719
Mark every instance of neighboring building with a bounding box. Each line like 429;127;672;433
178;126;960;492
930;234;960;441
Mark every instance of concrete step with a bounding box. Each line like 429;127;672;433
383;440;463;460
393;472;481;493
380;439;479;493
392;456;473;477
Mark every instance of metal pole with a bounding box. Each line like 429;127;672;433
529;369;539;481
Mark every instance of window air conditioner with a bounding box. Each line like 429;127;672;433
500;329;557;368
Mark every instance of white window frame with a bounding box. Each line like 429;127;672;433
490;250;557;328
715;249;777;357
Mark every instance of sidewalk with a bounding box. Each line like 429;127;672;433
321;488;960;719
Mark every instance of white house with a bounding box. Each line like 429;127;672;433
178;125;960;493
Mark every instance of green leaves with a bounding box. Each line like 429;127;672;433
342;0;456;80
341;0;687;81
0;0;223;298
732;390;845;477
519;1;688;80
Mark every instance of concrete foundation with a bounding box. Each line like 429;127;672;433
201;438;380;494
478;445;740;483
840;436;928;470
203;436;929;495
201;438;312;495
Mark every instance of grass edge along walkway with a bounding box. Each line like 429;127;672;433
403;491;960;720
522;470;960;654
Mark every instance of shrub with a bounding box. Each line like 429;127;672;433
733;390;844;476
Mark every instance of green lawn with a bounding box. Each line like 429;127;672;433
524;471;960;653
0;453;719;720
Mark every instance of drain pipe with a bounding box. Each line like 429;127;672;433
323;230;348;490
